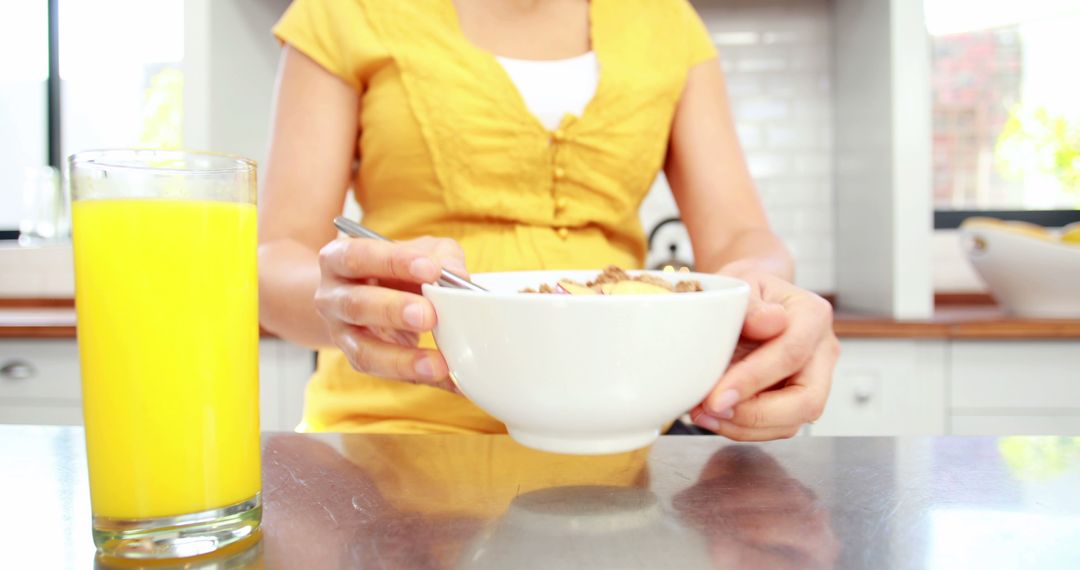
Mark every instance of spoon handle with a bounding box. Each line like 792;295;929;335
333;217;487;292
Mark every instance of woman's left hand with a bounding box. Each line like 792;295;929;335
690;268;839;441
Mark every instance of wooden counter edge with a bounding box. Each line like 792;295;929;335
0;325;279;340
3;296;1078;340
832;320;951;338
0;325;79;339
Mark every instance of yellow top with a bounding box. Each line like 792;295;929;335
273;0;717;433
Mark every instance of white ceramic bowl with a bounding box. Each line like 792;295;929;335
422;270;749;454
960;223;1080;318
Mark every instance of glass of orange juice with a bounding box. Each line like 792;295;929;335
69;150;261;560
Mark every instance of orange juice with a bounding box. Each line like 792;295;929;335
73;199;260;519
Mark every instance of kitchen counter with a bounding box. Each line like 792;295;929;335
4;298;1080;339
0;300;280;338
5;425;1080;569
0;305;76;338
832;304;1080;338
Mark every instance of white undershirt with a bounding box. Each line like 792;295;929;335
495;51;599;131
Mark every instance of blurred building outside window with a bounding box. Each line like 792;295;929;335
927;0;1080;215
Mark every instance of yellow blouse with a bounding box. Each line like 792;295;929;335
274;0;717;434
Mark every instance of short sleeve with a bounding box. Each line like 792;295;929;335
677;0;718;67
273;0;363;90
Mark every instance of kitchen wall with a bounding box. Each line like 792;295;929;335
643;0;835;293
185;0;291;183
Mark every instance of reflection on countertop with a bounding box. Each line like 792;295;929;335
4;426;1080;569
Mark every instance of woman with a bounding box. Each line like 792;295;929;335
258;0;839;441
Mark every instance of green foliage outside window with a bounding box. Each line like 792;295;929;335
995;104;1080;206
139;68;183;150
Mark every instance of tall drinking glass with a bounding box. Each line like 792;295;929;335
69;150;261;559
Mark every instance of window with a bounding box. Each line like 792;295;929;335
0;0;184;238
0;2;49;235
927;0;1080;227
59;0;184;157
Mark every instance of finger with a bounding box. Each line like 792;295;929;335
408;236;470;277
388;329;421;347
368;327;420;348
688;403;712;423
322;285;436;332
742;285;788;341
336;326;452;387
708;419;802;442
722;338;837;429
319;238;442;283
729;340;758;365
429;238;471;277
704;294;832;416
690;409;802;441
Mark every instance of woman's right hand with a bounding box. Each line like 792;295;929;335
315;236;468;389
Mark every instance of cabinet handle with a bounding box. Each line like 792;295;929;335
1;360;35;381
853;389;872;406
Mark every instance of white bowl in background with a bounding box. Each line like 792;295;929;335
422;270;749;455
960;222;1080;318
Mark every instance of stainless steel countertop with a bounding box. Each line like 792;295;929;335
4;426;1080;569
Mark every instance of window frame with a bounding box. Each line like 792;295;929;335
47;0;60;169
935;209;1080;229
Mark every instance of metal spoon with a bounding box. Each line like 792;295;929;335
333;217;488;292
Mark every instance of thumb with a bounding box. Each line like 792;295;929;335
741;294;787;340
430;241;470;278
438;256;470;279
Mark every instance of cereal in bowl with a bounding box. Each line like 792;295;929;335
521;265;703;295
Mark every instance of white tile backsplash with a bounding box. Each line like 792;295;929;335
711;31;759;45
733;124;763;148
640;0;835;293
731;99;789;121
737;56;790;73
746;154;790;179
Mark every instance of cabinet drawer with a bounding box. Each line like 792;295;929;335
812;339;947;436
951;341;1080;410
0;340;81;401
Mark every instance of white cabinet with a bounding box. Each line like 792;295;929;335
950;341;1080;410
6;336;1078;436
949;340;1080;436
811;338;1080;436
258;339;314;431
951;415;1080;436
0;340;82;425
0;338;313;431
810;339;947;436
